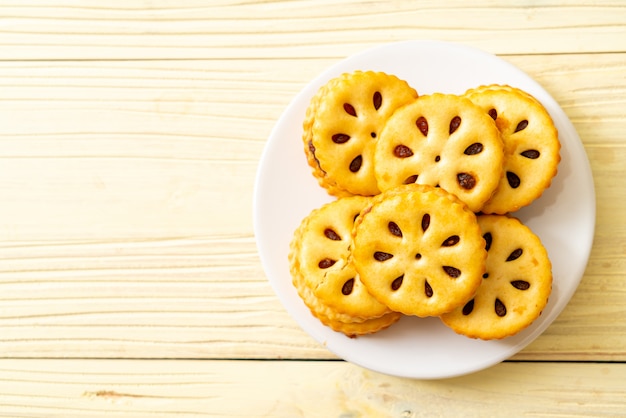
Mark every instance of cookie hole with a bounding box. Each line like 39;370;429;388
342;278;355;295
416;116;429;136
424;280;433;298
374;251;393;262
344;103;357;117
511;280;530;290
434;155;441;162
443;266;461;278
403;174;418;184
462;299;475;315
323;228;341;241
507;171;521;189
495;298;507;317
394;144;414;158
464;143;483;155
331;133;350;144
506;248;523;262
388;221;403;237
457;172;476;190
349;155;362;173
415;253;422;260
483;232;493;251
441;235;460;247
521;149;540;159
318;258;336;269
391;275;404;291
483;273;489;279
514;119;529;133
449;116;462;134
373;91;382;110
370;132;376;138
421;213;430;232
488;108;498;120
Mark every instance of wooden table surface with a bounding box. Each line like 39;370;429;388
1;1;625;416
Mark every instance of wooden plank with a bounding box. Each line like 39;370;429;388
0;359;625;417
0;54;624;360
0;0;625;60
0;53;624;151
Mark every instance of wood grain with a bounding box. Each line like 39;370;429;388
0;53;624;360
1;2;626;416
0;359;625;417
1;1;625;60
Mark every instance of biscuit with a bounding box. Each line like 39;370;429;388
374;93;504;212
291;268;401;337
464;85;560;214
292;195;392;319
288;196;401;336
351;184;486;317
302;79;351;197
303;71;418;197
440;214;553;340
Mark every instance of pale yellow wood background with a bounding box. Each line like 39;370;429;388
0;0;625;416
1;360;625;417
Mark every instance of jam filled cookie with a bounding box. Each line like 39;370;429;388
374;93;504;212
288;196;400;336
440;214;553;340
291;268;401;337
303;71;418;197
291;196;392;319
351;184;486;317
464;85;560;214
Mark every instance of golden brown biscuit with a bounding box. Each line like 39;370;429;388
440;214;553;340
374;93;504;212
352;184;486;317
292;196;392;320
291;267;402;337
303;71;418;197
302;78;351;197
464;85;560;214
288;196;401;336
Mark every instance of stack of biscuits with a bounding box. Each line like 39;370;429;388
289;70;560;340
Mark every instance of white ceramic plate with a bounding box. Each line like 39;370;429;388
253;40;595;379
